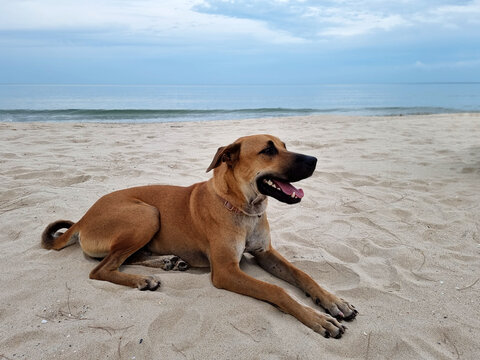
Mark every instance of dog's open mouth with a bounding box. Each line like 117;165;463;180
257;176;305;204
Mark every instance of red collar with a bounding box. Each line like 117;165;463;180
223;199;243;214
220;197;263;218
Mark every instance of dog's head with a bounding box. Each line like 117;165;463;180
207;135;317;211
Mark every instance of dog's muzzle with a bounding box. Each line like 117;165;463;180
256;154;317;204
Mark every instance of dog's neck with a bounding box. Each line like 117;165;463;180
210;171;267;217
245;194;268;216
219;195;267;217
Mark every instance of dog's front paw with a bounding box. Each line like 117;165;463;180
319;296;358;321
137;276;161;291
306;308;346;338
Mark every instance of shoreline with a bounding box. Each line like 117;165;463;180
0;111;478;125
1;114;479;359
2;110;480;124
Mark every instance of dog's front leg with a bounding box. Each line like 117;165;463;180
210;253;346;338
253;247;358;321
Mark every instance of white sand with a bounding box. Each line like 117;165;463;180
0;114;479;359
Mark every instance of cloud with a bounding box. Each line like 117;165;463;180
2;0;479;48
194;0;413;39
414;58;480;70
411;0;480;29
312;10;409;38
196;0;480;40
0;0;305;46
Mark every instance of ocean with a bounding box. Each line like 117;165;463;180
1;83;479;123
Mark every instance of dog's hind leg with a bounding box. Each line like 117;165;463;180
87;202;162;290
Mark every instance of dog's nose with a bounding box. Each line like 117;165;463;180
295;154;317;167
305;156;317;169
288;154;318;181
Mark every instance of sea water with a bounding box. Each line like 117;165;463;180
1;83;479;122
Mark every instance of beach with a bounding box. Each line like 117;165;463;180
0;113;479;359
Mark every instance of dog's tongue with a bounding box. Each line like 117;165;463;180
272;179;304;198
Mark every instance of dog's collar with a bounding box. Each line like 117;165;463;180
223;199;243;214
220;197;263;218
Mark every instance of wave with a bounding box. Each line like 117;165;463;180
0;107;474;122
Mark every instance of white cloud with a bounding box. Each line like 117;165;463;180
414;61;427;69
412;0;480;27
314;10;409;37
414;58;480;70
0;0;305;45
1;0;479;47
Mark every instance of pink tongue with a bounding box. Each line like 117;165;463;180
272;179;304;198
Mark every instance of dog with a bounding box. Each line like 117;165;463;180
42;134;357;338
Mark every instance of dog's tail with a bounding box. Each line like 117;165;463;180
41;220;78;250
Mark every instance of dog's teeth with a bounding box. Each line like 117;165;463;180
291;192;296;198
263;179;281;190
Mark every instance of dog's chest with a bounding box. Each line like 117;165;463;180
245;235;267;254
244;220;269;253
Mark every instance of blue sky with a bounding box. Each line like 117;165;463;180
1;0;479;84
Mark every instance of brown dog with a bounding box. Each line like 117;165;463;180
42;134;357;338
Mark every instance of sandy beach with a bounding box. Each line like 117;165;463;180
1;114;479;359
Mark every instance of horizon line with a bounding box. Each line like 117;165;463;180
1;82;480;86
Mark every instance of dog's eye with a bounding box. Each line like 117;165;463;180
260;146;277;156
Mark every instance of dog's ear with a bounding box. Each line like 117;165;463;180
206;142;241;172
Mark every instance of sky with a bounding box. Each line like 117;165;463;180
0;0;479;84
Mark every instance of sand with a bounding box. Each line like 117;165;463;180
0;114;479;359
